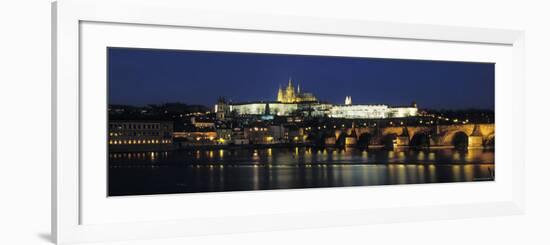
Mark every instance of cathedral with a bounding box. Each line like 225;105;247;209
276;78;317;103
219;77;418;119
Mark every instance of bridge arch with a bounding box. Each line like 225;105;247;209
357;133;372;147
410;132;430;148
451;131;469;150
381;133;397;149
307;131;326;146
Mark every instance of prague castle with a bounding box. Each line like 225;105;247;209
276;78;317;103
216;78;418;119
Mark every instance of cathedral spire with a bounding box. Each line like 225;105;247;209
345;96;352;105
277;84;284;102
297;83;301;94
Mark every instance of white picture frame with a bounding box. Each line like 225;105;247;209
52;0;525;244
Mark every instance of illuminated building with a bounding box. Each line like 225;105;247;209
229;102;298;116
330;104;388;119
108;120;174;151
219;79;418;119
344;96;352;105
243;124;288;144
190;117;215;128
277;78;318;103
214;97;228;120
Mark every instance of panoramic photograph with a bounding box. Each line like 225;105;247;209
107;47;495;196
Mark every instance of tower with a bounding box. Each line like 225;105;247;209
276;78;317;103
285;77;296;102
345;96;352;105
277;85;284;102
215;97;228;120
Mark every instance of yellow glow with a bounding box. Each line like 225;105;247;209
418;151;425;160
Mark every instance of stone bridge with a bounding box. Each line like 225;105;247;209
325;123;494;149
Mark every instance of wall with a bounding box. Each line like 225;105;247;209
0;0;547;244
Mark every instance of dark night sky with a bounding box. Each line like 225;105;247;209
108;47;494;110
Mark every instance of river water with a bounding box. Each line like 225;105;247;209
108;147;494;196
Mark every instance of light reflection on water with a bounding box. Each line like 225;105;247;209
109;147;495;196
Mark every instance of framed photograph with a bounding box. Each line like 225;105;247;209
52;0;525;244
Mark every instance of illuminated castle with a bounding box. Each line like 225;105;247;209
276;78;317;103
218;78;418;119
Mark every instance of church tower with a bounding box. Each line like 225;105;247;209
277;85;284;102
285;78;296;102
275;78;317;103
215;97;228;120
345;96;352;105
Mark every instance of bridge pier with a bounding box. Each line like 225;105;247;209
468;124;484;149
468;136;483;149
345;136;357;146
394;136;409;148
324;136;336;146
